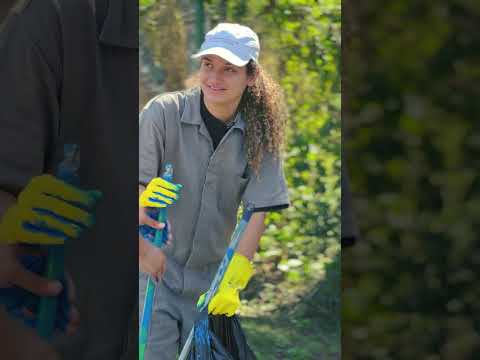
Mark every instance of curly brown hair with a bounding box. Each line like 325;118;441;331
241;61;287;173
185;61;287;173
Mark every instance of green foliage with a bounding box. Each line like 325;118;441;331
139;0;188;97
243;0;341;287
342;1;480;358
139;0;154;8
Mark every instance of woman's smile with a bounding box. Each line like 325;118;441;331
206;84;227;93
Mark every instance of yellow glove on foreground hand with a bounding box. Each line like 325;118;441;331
198;253;254;317
0;175;101;245
139;177;182;208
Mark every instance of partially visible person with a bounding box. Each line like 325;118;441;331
0;0;139;359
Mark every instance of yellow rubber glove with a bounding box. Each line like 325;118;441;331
139;177;182;208
198;253;254;317
0;175;101;245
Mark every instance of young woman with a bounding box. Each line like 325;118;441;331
138;23;289;359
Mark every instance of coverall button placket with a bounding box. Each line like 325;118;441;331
185;124;241;269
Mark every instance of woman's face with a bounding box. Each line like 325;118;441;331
199;55;255;107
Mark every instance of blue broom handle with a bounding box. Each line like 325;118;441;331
139;164;173;360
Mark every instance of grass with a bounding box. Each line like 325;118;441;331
242;312;339;360
238;252;341;360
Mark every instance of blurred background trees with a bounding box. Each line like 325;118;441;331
342;0;480;358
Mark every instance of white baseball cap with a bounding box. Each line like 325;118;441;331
191;23;260;67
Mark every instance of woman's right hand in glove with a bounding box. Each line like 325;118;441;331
139;177;182;208
138;177;182;280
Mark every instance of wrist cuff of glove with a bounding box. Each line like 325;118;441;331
231;253;254;289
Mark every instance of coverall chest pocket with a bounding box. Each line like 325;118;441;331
215;131;249;215
218;174;249;216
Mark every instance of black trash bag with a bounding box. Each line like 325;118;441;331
209;315;257;360
187;313;256;360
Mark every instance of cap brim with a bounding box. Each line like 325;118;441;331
191;47;250;67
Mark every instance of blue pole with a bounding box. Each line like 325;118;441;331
37;144;80;339
139;164;173;360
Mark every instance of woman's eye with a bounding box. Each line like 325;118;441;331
225;68;235;73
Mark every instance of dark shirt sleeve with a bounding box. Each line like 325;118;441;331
341;161;359;246
253;204;289;213
0;9;60;195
